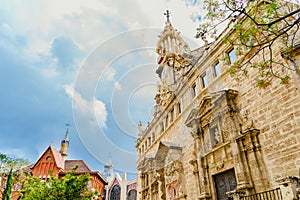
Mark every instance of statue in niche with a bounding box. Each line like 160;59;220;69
214;127;222;144
239;108;254;133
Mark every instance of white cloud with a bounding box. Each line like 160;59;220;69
40;67;59;78
63;84;107;128
1;148;29;160
114;82;122;90
102;67;116;81
0;0;205;173
94;99;107;128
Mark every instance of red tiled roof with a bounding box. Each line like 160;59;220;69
30;145;65;170
65;160;91;173
27;145;107;184
49;145;65;170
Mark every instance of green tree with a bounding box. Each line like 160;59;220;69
0;153;29;199
2;169;14;200
193;0;300;87
20;166;100;200
0;153;29;173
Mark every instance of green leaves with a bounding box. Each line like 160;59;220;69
0;153;29;174
20;170;99;200
2;169;14;200
233;24;242;30
194;0;300;87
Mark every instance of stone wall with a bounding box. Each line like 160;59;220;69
136;15;300;200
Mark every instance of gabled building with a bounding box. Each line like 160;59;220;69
136;8;300;200
5;127;107;200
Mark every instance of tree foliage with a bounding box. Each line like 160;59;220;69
0;153;29;199
0;153;29;174
194;0;300;87
20;166;100;200
2;169;14;200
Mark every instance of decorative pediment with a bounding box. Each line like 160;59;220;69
154;142;182;170
185;108;199;128
199;96;212;118
155;142;181;160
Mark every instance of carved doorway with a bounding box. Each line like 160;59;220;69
213;169;237;200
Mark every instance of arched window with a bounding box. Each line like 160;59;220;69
127;189;137;200
110;185;121;200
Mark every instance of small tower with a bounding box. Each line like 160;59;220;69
155;10;191;107
138;121;143;136
103;159;114;180
60;123;70;160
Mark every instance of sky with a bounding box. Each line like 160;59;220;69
0;0;204;180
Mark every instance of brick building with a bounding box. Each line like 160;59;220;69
1;128;107;200
136;6;300;200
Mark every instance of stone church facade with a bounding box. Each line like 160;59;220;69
136;9;300;200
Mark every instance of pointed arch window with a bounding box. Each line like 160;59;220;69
110;185;121;200
127;189;137;200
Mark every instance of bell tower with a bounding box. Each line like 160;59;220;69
60;123;70;160
103;159;114;180
154;10;191;108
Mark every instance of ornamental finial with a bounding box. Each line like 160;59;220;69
164;10;171;24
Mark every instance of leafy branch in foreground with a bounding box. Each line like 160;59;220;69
195;0;300;87
20;166;100;200
0;153;30;200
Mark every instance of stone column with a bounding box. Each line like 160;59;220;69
231;140;251;191
276;176;300;200
191;120;204;197
229;109;251;191
190;156;201;199
192;120;210;199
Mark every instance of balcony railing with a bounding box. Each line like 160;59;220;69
240;188;282;200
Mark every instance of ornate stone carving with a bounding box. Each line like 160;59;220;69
239;108;255;133
164;160;186;200
214;127;223;144
216;160;225;171
155;80;173;106
165;160;182;185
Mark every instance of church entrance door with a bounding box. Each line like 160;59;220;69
213;169;237;200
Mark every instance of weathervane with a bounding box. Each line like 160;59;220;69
64;122;71;140
164;10;171;23
65;122;71;132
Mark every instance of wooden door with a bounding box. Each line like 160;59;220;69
214;169;237;200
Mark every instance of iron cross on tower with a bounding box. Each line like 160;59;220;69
164;10;171;23
65;122;71;129
65;122;71;135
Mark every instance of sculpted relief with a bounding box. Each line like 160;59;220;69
155;80;173;106
164;160;186;199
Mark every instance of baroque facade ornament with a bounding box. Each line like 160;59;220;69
155;80;173;106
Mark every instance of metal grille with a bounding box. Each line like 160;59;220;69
240;188;282;200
